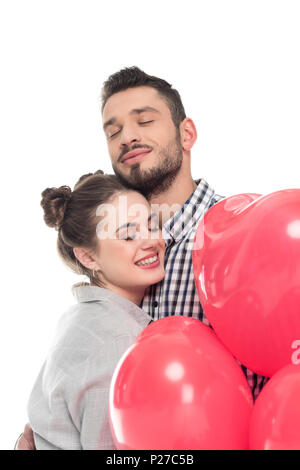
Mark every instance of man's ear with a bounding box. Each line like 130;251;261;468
180;118;197;151
73;247;99;271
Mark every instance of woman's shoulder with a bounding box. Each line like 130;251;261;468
46;284;150;372
70;283;151;334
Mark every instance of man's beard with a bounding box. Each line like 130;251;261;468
112;133;183;199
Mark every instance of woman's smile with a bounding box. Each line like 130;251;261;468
135;252;160;269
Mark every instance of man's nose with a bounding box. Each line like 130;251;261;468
120;124;142;147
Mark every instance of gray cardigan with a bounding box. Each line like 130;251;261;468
27;284;152;450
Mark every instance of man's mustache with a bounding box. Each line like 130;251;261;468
118;144;153;162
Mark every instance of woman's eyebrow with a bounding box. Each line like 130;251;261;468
115;222;136;234
115;214;157;234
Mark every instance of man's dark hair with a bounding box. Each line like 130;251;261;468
101;66;186;129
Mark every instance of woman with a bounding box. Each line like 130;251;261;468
26;170;165;450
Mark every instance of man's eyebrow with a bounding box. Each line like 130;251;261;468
103;107;160;131
130;106;160;116
115;213;157;234
103;117;117;131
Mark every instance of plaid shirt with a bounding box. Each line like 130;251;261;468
141;178;268;400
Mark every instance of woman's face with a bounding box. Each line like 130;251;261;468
93;191;165;301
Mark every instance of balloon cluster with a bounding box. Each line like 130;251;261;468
109;316;253;450
109;189;300;450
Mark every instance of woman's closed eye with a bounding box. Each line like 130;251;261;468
123;236;135;241
119;228;136;241
149;215;159;232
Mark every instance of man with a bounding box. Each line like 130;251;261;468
17;66;267;449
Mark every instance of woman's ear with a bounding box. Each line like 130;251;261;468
73;247;99;271
180;118;198;151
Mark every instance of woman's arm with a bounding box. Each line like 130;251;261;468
67;335;136;450
67;347;119;450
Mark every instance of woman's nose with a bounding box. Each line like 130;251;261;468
138;226;162;247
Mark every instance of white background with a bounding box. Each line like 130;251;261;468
0;0;299;449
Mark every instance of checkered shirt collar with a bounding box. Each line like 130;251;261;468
162;179;216;246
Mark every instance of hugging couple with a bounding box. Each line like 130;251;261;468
19;67;268;450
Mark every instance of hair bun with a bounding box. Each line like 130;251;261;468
74;169;105;189
41;185;72;230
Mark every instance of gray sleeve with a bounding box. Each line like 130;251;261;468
79;386;116;450
27;362;83;450
65;334;135;450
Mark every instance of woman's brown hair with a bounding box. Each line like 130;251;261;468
40;170;129;286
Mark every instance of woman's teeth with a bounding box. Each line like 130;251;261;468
136;255;158;266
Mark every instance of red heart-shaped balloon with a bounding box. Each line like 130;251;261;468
193;190;300;377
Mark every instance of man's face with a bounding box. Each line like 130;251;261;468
102;86;183;198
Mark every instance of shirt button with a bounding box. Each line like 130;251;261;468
153;301;158;308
